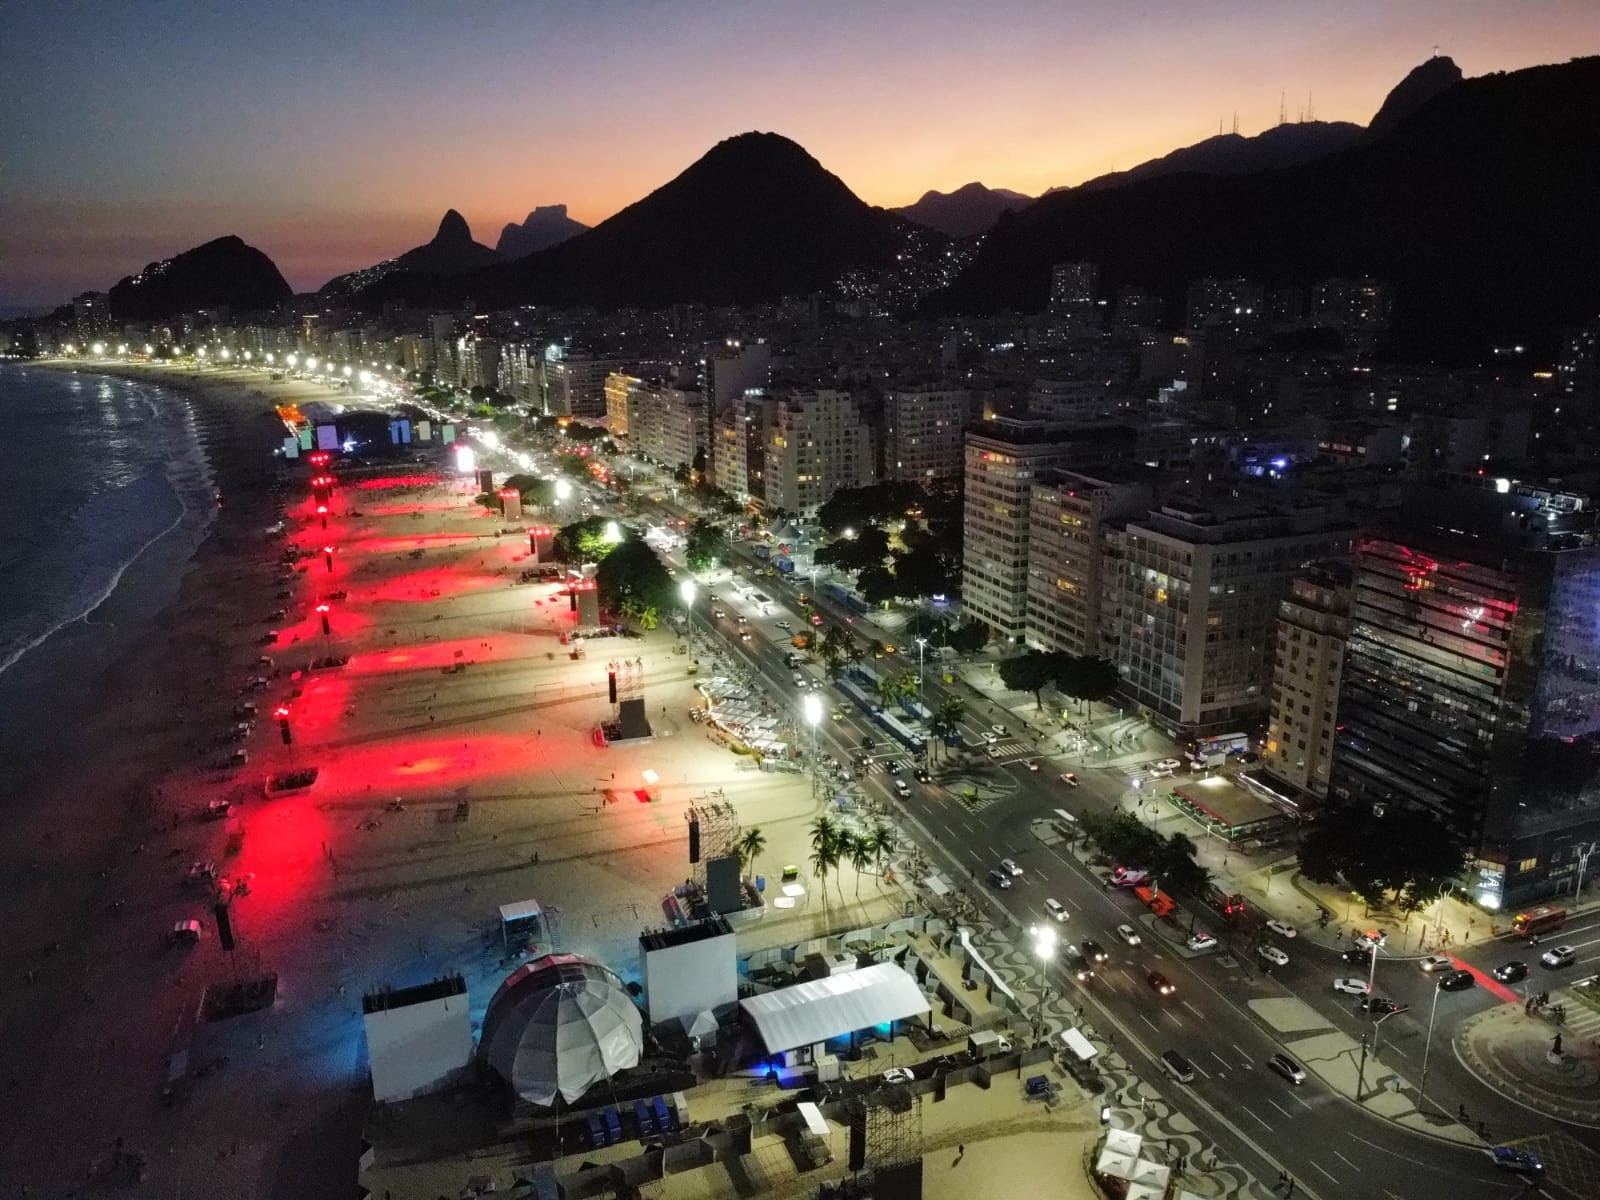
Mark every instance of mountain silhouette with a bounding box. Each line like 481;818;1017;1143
352;132;905;310
321;210;502;295
1367;54;1463;138
1073;121;1362;192
496;205;589;258
107;235;291;320
928;56;1600;363
895;182;1033;237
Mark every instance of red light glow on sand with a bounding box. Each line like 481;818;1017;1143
347;636;526;676
352;474;442;490
366;565;508;604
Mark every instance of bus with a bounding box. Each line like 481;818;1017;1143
1512;906;1566;939
877;709;926;753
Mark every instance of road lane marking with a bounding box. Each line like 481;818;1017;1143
1333;1151;1361;1171
1189;1059;1212;1079
1231;1042;1251;1061
1265;1097;1294;1119
1311;1162;1340;1185
1183;1000;1204;1018
1210;1050;1231;1070
1241;1105;1273;1132
1140;1014;1160;1032
1291;1090;1313;1111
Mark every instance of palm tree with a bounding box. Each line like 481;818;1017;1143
867;824;895;884
738;826;767;878
809;813;838;856
845;830;875;899
809;838;838;917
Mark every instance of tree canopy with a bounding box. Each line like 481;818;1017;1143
595;535;675;617
1080;810;1211;898
552;516;616;564
1298;805;1468;911
684;518;729;572
814;525;891;574
816;481;929;536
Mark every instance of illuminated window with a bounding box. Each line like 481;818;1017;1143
1518;857;1538;873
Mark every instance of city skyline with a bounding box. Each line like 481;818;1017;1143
2;0;1594;305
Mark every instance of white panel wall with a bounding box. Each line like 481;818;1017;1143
363;993;473;1103
642;930;738;1026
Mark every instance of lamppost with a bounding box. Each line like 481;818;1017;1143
802;693;823;771
1355;1003;1405;1100
915;636;928;700
1573;840;1599;901
1431;882;1455;950
1030;924;1057;1044
1418;976;1445;1115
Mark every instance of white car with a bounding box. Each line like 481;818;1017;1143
1541;945;1578;969
1060;772;1079;787
982;731;1000;744
1025;760;1041;771
1115;923;1142;946
991;723;1008;735
1186;932;1219;952
713;608;726;618
1420;955;1454;973
1258;945;1290;967
999;858;1023;877
1265;919;1297;939
986;745;1003;759
776;620;792;630
1332;978;1372;996
880;1066;914;1084
1155;758;1182;773
1044;898;1069;922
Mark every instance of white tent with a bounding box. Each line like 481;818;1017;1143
478;953;644;1106
740;962;928;1054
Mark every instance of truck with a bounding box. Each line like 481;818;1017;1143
1133;884;1176;918
967;1030;1013;1058
1512;905;1567;939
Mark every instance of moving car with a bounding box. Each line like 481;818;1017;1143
999;858;1023;877
1025;760;1041;771
1420;955;1455;973
1258;945;1290;967
1044;898;1069;922
1160;1050;1196;1083
1355;929;1389;949
1060;772;1079;787
886;761;903;775
1540;945;1577;969
1490;1147;1544;1175
988;869;1012;890
1186;932;1219;953
1147;970;1175;996
1360;997;1405;1015
986;745;1003;759
713;608;726;618
1265;919;1296;939
893;779;911;797
1065;950;1094;981
1082;939;1108;964
1332;978;1371;996
1266;1053;1307;1085
776;620;792;631
913;767;931;783
1438;969;1476;991
1115;924;1143;946
1342;947;1373;966
1493;961;1529;984
1155;758;1182;773
169;919;203;945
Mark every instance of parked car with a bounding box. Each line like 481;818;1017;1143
1266;1053;1307;1085
880;1067;915;1085
999;858;1023;877
1420;955;1455;973
1493;961;1529;984
1044;898;1069;922
1259;945;1290;967
1265;919;1297;939
1355;929;1389;949
1186;932;1219;953
1332;978;1371;996
991;723;1008;736
1438;969;1476;992
1115;923;1142;946
1147;970;1175;996
1540;945;1577;969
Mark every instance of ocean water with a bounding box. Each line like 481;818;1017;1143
0;364;216;678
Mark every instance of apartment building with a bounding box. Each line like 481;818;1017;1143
883;385;971;484
763;389;873;515
1118;500;1351;736
1264;561;1353;799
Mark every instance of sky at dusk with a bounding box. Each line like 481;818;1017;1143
1;0;1593;306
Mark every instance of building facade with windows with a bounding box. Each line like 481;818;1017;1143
1118;501;1350;736
763;389;873;516
1025;468;1152;656
1264;561;1353;799
883;385;971;484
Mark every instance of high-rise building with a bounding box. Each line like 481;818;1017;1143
72;292;110;339
1049;262;1099;315
1118;500;1350;736
454;333;500;391
543;351;632;418
617;377;707;470
604;371;639;435
703;341;771;408
713;390;768;502
1264;561;1353;799
882;385;971;483
962;420;1135;643
1310;278;1392;349
1025;468;1153;656
1328;476;1600;908
1114;286;1164;331
763;389;873;515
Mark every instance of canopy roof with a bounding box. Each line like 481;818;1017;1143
739;962;928;1054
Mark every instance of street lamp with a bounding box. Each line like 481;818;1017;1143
802;692;823;764
1030;924;1057;1043
679;579;697;610
1572;840;1599;901
1418;976;1445;1115
1356;1005;1406;1099
554;478;573;502
915;636;928;698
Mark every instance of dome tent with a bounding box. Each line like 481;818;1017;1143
478;953;644;1106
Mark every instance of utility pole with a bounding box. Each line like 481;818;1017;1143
1573;841;1598;902
1418;980;1444;1115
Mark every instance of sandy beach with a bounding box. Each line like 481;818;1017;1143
0;361;861;1199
